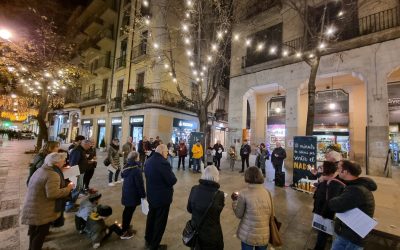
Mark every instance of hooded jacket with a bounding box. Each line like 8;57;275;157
329;177;377;246
121;160;146;207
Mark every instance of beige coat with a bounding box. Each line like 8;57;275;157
232;184;273;246
21;165;71;226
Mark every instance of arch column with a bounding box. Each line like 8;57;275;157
285;86;301;168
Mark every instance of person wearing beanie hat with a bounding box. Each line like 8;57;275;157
84;205;125;248
75;193;102;233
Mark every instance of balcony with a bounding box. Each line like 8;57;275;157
100;6;117;23
124;88;196;113
116;56;126;69
63;89;82;109
110;97;122;110
96;29;114;48
84;17;104;36
241;5;400;69
131;43;148;62
80;89;106;107
93;57;111;75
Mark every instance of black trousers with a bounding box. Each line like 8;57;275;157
241;156;249;171
75;215;86;231
122;206;136;232
83;165;95;189
274;163;283;174
28;223;51;250
145;205;170;250
314;230;330;250
215;157;221;169
178;156;186;169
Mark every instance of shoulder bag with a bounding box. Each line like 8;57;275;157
182;191;218;247
267;190;283;247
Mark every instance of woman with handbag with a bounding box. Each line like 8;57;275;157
232;166;277;250
186;165;225;250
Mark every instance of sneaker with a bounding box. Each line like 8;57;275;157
115;180;122;184
108;182;115;187
93;243;100;249
120;231;134;240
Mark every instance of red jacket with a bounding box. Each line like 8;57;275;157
178;143;188;157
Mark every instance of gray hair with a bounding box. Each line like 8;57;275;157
155;144;168;154
201;165;220;183
127;151;139;161
44;152;67;166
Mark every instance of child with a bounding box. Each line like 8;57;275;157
75;193;102;233
84;205;125;248
206;146;214;166
228;146;237;171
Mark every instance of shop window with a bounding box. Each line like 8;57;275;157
91;108;95;114
136;72;145;88
82;109;86;115
100;106;105;112
245;23;283;67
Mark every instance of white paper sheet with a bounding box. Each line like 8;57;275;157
335;208;378;238
312;213;335;235
63;165;80;179
141;198;149;215
107;165;117;173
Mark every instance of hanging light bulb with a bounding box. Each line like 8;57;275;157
11;93;17;98
142;0;149;7
184;37;190;44
189;61;195;67
233;34;240;41
207;55;212;62
217;31;223;39
164;63;169;69
186;50;192;56
245;39;251;47
282;50;289;57
153;43;159;49
256;43;264;51
269;46;277;54
275;107;281;113
182;24;189;32
296;52;302;58
318;42;327;50
211;44;218;51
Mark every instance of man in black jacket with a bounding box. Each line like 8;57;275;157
144;144;177;250
213;140;224;171
239;140;251;173
329;160;377;250
271;142;286;174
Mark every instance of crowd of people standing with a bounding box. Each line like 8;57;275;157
21;134;377;250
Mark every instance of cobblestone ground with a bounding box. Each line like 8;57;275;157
0;139;321;250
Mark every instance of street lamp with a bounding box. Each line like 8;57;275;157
0;28;12;40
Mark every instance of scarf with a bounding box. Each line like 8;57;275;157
110;143;119;151
51;166;66;212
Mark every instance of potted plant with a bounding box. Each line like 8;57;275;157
127;88;135;97
100;138;106;152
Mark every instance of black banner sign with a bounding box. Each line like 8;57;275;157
293;136;317;184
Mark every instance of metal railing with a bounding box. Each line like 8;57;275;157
124;88;196;112
94;28;114;44
110;97;122;110
93;57;111;71
116;56;126;68
131;43;147;60
359;6;400;35
80;89;106;101
242;6;400;69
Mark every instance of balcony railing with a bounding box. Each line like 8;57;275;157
242;6;400;69
131;43;147;60
124;88;196;112
116;56;126;68
110;97;122;110
81;89;106;101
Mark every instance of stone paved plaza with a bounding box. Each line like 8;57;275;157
1;139;397;250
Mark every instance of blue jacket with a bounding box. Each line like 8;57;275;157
69;145;89;174
121;161;146;207
144;152;177;208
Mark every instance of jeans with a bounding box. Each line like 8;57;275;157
75;215;86;231
122;206;136;232
241;242;267;250
192;158;201;172
83;166;95;189
241;156;249;171
215;157;221;169
145;205;170;250
178;156;186;169
331;235;363;250
108;168;121;183
28;223;51;250
274;163;283;174
168;156;174;167
230;158;235;170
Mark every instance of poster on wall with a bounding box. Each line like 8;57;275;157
293;136;317;192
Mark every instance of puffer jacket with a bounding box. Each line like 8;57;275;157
84;212;107;244
233;184;273;246
21;165;71;226
192;144;203;159
329;177;377;246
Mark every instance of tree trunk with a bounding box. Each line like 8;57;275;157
36;83;49;150
305;57;320;136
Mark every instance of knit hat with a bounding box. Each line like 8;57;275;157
88;193;102;203
97;205;112;217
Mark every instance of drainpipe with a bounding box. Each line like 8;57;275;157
127;0;139;90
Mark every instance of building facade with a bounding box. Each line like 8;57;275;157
228;0;400;176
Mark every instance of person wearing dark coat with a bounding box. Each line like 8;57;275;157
187;165;225;250
213;140;224;170
120;151;146;239
329;160;377;250
312;161;345;250
177;140;188;170
144;144;177;250
271;142;286;174
255;143;269;176
239;140;251;173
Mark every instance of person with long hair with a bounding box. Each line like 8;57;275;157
27;141;60;186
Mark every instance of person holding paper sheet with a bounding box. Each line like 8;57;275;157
312;161;346;250
120;151;146;240
329;160;377;250
108;138;122;186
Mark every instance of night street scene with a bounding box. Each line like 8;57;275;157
1;0;400;249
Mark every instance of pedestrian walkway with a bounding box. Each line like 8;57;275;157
0;140;397;249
